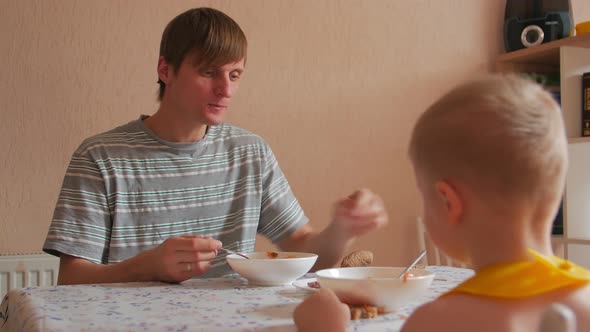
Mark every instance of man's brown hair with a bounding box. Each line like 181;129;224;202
157;7;247;100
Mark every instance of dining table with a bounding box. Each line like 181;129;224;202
0;265;474;332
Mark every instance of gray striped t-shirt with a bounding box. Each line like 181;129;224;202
43;116;308;277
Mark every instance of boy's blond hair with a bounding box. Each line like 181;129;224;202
409;74;567;206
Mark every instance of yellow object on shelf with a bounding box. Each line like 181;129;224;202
576;21;590;35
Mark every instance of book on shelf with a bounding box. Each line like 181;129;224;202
583;72;590;137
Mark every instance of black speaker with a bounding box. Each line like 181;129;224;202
504;0;573;52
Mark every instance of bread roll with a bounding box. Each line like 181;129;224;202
340;250;374;267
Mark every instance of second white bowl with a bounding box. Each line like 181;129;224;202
226;251;318;286
315;266;435;311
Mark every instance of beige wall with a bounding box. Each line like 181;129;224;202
1;1;589;265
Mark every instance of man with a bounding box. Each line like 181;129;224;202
44;7;388;285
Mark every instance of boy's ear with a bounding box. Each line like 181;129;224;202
157;56;171;83
434;180;463;225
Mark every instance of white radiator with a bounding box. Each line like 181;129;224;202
0;253;59;298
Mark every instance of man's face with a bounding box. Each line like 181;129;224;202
162;55;245;125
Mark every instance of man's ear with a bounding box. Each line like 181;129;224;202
434;180;463;225
157;56;171;84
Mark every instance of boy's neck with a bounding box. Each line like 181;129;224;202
465;209;555;271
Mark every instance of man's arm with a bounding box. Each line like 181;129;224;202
58;252;156;285
277;189;388;270
57;236;222;285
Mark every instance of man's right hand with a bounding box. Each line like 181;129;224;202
57;235;223;285
151;235;223;282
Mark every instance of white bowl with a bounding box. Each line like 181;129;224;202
315;267;434;311
226;252;318;286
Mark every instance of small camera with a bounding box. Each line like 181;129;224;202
504;12;571;52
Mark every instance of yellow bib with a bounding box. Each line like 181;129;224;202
442;249;590;298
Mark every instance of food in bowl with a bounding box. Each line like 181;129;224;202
315;267;434;311
347;304;386;320
265;251;298;259
307;280;321;289
226;251;317;286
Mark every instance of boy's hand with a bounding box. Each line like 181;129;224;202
151;235;222;282
294;288;350;332
330;188;388;240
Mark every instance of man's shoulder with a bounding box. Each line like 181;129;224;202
74;118;148;156
210;123;268;147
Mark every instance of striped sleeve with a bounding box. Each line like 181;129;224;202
257;144;308;243
43;151;112;264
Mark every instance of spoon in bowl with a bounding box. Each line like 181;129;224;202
220;248;250;259
398;250;427;279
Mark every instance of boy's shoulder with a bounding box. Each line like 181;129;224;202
402;284;590;332
401;294;516;332
560;283;590;329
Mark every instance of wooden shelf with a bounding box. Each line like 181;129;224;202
496;35;590;267
568;136;590;144
566;238;590;245
496;33;590;66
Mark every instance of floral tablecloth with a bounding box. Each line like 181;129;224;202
0;266;473;332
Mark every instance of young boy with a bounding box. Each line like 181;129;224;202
43;7;388;285
294;74;590;331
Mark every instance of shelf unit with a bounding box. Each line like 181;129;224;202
496;33;590;268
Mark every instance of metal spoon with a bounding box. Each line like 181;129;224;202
398;250;427;279
220;248;250;259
